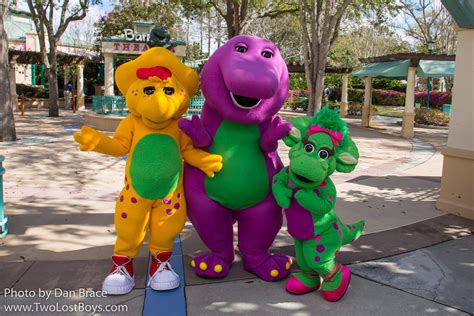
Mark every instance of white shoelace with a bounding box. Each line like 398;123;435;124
157;261;173;273
111;262;133;281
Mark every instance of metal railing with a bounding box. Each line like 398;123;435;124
92;96;128;116
0;155;8;238
91;95;205;117
187;96;204;117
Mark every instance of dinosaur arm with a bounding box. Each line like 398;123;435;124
180;131;222;178
294;179;336;215
178;115;212;148
260;116;292;153
272;168;292;209
74;115;133;157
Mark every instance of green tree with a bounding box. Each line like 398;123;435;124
399;0;456;54
26;0;98;117
184;42;209;62
0;0;16;141
95;1;182;48
183;0;297;39
247;11;302;61
299;0;400;115
398;0;456;91
330;24;410;67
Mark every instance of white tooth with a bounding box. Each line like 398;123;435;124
230;92;261;110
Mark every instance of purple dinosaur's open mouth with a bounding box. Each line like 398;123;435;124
230;92;261;109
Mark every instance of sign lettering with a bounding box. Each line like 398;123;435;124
123;29;150;43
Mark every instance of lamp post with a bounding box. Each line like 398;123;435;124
0;156;8;238
426;37;435;109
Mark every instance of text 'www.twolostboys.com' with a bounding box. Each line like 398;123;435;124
2;288;128;314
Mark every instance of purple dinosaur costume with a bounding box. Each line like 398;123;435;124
178;35;292;281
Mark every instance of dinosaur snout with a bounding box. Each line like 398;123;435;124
220;54;281;101
289;156;328;188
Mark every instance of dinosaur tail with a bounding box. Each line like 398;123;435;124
341;220;365;245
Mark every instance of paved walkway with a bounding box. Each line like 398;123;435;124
0;110;472;315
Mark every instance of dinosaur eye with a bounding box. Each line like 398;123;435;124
163;87;175;95
304;143;315;153
235;45;247;53
143;86;155;95
318;149;329;159
262;50;273;58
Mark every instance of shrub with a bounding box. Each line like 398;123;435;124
16;84;49;98
286;89;309;111
289;73;307;90
372;89;405;107
347;102;378;116
414;91;451;109
415;107;450;126
348;89;365;102
324;74;342;89
372;79;407;92
324;101;340;112
348;102;363;116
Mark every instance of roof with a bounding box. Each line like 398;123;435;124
353;53;456;78
5;9;34;40
132;20;154;25
5;9;92;49
442;0;474;28
417;60;455;78
8;49;92;64
360;53;455;66
352;59;410;79
286;61;352;74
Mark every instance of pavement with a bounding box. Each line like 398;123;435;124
0;109;472;315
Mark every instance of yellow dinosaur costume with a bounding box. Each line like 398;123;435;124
74;47;222;294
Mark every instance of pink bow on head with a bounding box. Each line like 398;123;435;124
307;125;343;146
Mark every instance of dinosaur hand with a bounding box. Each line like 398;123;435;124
261;116;292;152
272;183;292;209
178;115;212;148
199;154;223;178
74;125;101;152
294;189;322;211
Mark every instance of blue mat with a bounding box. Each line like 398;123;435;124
142;236;186;316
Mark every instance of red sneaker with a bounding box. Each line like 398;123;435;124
148;252;179;291
102;255;135;295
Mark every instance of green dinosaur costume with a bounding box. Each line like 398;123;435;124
272;107;365;302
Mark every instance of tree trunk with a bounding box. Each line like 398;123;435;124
305;67;325;116
216;13;222;47
47;49;59;117
200;16;203;52
0;1;16;141
310;70;325;116
225;18;236;38
207;9;211;54
445;76;453;93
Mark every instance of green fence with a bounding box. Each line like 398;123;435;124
92;95;205;117
92;96;128;116
187;96;205;117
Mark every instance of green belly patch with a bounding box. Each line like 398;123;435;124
205;120;269;209
130;134;181;200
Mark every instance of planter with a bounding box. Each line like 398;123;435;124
84;111;125;132
15;98;67;110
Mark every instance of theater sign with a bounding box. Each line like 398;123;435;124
102;27;185;57
101;24;187;96
102;41;150;55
